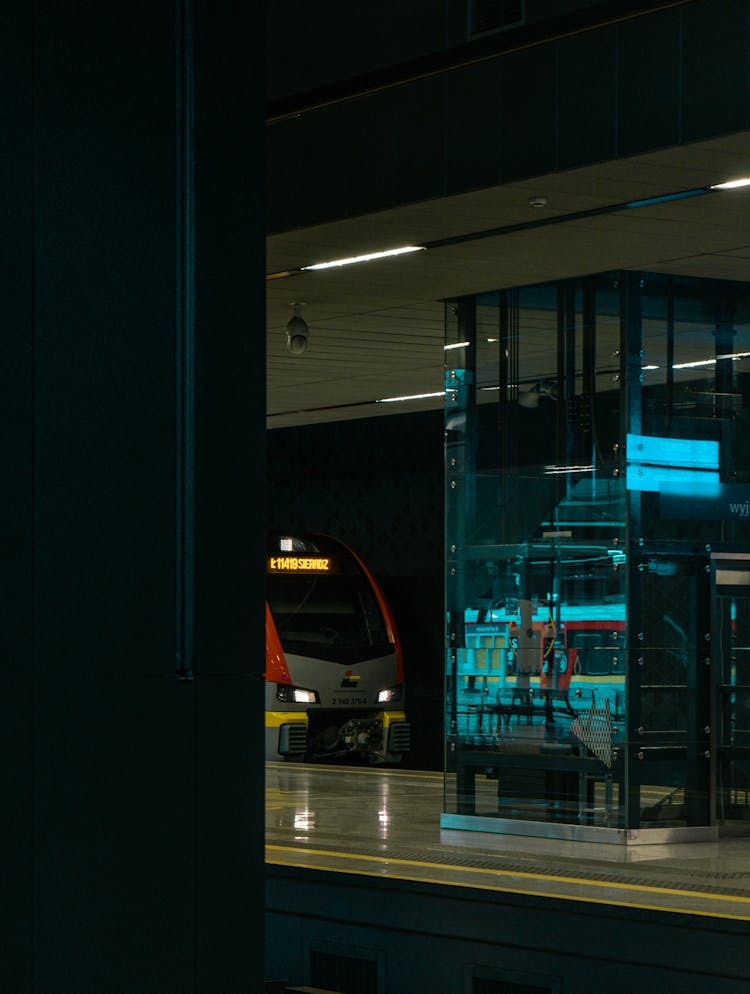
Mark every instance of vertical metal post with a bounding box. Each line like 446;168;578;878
714;294;735;419
665;278;675;434
565;283;577;479
582;278;596;469
715;294;737;488
622;272;643;830
498;291;511;543
556;286;567;443
507;288;520;538
456;297;477;541
445;297;477;758
688;558;713;824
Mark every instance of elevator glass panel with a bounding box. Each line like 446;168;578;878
715;564;750;821
444;278;627;830
444;271;750;836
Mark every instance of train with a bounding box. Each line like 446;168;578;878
265;530;411;763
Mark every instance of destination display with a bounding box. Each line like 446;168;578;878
267;556;333;573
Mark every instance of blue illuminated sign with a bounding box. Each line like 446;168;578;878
626;434;719;469
626;433;720;493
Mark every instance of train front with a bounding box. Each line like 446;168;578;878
265;532;411;764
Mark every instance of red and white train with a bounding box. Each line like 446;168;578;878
265;531;411;763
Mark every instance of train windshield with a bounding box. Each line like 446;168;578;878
268;574;388;651
266;533;392;661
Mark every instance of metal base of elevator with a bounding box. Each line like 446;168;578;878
441;812;719;845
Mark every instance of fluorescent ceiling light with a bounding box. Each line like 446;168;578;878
670;351;750;370
301;245;425;271
376;391;443;404
642;364;660;371
270;179;741;282
673;357;716;369
673;356;743;369
710;178;750;190
444;341;470;351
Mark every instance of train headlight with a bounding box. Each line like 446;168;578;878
276;684;319;704
377;684;403;704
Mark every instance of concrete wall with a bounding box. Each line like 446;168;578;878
1;3;266;990
267;0;750;233
267;866;750;993
266;0;664;102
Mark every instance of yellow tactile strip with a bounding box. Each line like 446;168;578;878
266;843;750;921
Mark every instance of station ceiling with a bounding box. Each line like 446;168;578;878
266;129;750;429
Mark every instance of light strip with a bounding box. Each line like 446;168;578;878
444;341;470;351
268;177;750;281
710;177;750;190
633;351;750;371
544;464;595;475
376;391;443;404
301;245;425;271
672;352;750;370
672;358;717;370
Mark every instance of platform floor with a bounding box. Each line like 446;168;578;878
266;761;750;921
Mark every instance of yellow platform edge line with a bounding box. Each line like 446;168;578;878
265;854;750;922
266;844;750;906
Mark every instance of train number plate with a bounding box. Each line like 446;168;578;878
331;695;367;705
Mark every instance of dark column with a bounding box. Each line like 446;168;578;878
2;3;265;991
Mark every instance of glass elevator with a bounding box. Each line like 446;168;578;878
442;271;750;841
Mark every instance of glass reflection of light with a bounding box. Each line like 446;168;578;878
293;808;315;836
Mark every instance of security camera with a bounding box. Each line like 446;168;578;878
286;303;309;355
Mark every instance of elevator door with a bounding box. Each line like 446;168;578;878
629;555;712;829
714;554;750;822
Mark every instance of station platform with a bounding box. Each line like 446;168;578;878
266;762;750;992
266;761;750;922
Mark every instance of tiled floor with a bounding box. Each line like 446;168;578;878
266;761;750;920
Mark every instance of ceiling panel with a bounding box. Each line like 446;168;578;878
267;130;750;428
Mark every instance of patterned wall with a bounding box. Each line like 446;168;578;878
267;410;444;575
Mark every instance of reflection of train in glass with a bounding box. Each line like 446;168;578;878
265;531;411;763
458;600;626;733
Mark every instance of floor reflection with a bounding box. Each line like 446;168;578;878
266;761;750;919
